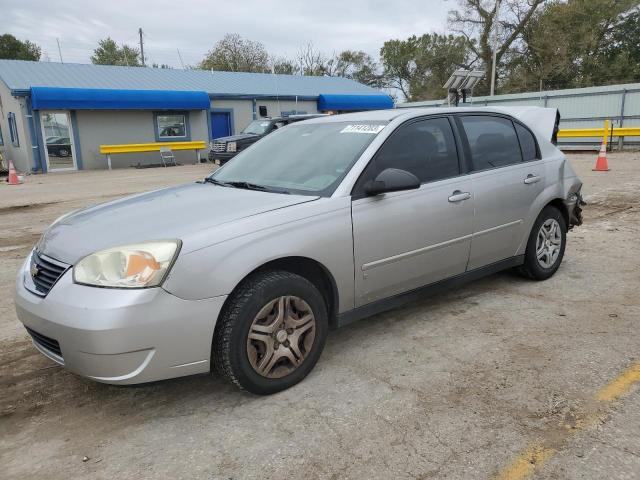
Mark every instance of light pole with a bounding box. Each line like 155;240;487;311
490;0;501;96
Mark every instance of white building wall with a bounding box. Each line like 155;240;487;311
210;98;319;134
74;110;209;170
0;83;34;173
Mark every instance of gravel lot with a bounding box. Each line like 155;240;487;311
1;153;639;479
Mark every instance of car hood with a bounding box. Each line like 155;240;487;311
38;183;318;264
213;133;259;143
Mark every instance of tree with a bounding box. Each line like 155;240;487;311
271;56;299;75
500;0;639;92
449;0;547;94
380;34;472;101
200;34;270;73
326;50;385;88
598;4;640;84
296;42;328;76
0;34;41;61
91;38;141;66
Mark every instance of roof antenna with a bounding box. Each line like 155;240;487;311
56;38;64;64
271;64;281;115
177;48;185;69
122;44;130;66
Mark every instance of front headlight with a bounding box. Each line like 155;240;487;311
73;240;181;288
226;141;237;153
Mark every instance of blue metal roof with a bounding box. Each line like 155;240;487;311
0;60;383;99
31;87;210;110
318;94;393;111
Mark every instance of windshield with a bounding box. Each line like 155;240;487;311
211;121;387;196
243;120;272;135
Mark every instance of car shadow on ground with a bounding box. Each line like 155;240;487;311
1;268;531;430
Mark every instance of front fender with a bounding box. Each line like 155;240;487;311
162;198;355;313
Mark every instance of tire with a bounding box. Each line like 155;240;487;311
517;205;567;280
212;270;328;395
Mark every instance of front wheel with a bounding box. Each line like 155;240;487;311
212;270;328;395
517;205;567;280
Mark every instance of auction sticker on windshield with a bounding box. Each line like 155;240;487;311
340;124;385;134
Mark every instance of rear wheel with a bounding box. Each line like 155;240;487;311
212;270;328;394
517;206;567;280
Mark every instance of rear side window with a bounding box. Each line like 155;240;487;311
460;115;522;170
515;123;539;161
359;117;460;187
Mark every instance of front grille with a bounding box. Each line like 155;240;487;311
25;326;62;358
30;251;69;296
211;141;227;153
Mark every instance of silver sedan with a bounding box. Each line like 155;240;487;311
15;107;583;394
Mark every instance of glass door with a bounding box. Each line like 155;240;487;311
40;111;77;171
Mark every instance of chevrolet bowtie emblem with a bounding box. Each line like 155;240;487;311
30;261;40;278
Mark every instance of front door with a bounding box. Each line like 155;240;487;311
211;111;231;139
351;117;474;306
40;111;77;171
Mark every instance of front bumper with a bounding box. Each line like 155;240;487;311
14;253;227;385
208;150;237;163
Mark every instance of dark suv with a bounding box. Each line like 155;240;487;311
208;115;324;165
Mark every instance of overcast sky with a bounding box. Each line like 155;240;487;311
4;0;452;68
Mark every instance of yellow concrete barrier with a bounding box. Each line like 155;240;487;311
99;141;207;169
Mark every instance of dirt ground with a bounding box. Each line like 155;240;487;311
1;154;639;479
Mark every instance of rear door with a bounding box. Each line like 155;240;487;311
457;115;544;270
351;116;474;306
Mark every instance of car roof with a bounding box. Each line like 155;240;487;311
300;106;558;141
301;106;545;123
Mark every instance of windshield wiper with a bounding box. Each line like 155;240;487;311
203;177;289;194
203;177;231;187
226;181;290;194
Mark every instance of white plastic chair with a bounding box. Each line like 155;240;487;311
159;147;177;167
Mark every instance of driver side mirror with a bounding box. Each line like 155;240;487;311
364;168;421;196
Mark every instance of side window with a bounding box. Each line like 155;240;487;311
8;112;19;147
515;122;539;161
460;115;522;170
156;113;188;140
360;117;460;187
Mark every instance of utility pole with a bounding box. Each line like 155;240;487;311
490;0;501;96
139;27;145;66
56;38;64;63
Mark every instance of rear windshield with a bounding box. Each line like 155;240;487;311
211;122;387;196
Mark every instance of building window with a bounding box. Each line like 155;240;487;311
8;112;19;147
0;124;4;146
155;112;190;141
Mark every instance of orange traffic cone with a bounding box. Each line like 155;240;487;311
7;159;21;185
592;141;610;172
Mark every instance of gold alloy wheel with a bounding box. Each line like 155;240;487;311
246;296;316;379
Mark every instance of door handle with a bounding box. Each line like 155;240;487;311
448;190;471;202
524;174;541;185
